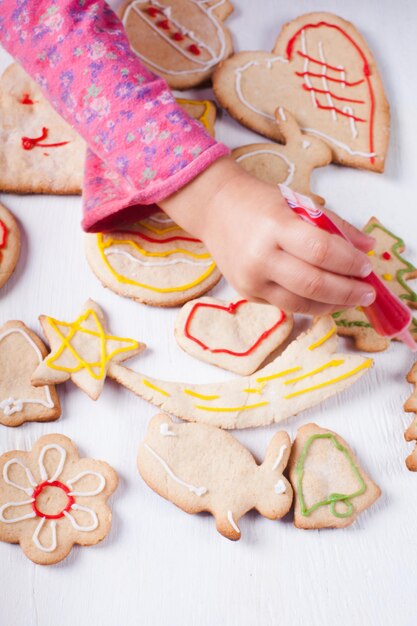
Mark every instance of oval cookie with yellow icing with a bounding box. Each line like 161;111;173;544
85;213;222;307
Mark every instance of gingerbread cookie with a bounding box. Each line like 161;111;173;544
138;413;292;540
0;203;20;289
175;296;293;375
0;434;118;565
31;299;144;400
232;107;332;205
289;423;380;529
403;363;417;471
333;217;417;352
0;321;61;427
111;316;373;429
176;98;217;136
213;12;389;172
85;212;222;307
118;0;234;89
0;63;85;194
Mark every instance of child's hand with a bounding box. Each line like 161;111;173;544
160;156;376;315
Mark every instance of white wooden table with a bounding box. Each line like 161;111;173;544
1;1;417;624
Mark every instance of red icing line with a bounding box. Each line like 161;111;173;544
0;220;7;249
302;84;365;104
295;71;364;87
32;480;75;520
20;93;35;105
117;229;201;244
188;44;201;56
184;299;286;356
297;50;343;72
172;32;184;41
287;21;375;163
382;251;391;260
310;102;366;122
21;127;70;150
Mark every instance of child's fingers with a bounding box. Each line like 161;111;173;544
276;211;373;278
254;283;340;316
267;251;376;308
324;208;375;252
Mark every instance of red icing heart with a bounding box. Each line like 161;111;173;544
214;12;389;172
184;299;285;357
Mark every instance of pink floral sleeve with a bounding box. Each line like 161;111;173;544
0;0;229;231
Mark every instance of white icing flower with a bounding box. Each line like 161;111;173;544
0;437;116;562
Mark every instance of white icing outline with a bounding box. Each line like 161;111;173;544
38;444;66;482
67;471;106;497
0;499;36;523
0;328;55;417
159;423;177;437
235;149;295;186
123;0;227;76
144;443;207;496
33;517;57;553
271;444;287;470
104;247;212;268
3;458;37;495
233;50;377;159
227;510;240;534
63;504;99;531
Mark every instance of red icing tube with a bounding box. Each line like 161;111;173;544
279;184;417;351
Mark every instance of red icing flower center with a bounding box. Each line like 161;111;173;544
32;480;74;519
188;44;201;56
382;251;391;260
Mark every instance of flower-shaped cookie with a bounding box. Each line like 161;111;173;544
0;434;118;565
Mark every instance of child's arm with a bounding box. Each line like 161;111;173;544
160;156;376;315
0;0;375;313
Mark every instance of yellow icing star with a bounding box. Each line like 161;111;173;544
31;299;144;400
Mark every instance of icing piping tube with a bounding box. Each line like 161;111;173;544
279;184;417;351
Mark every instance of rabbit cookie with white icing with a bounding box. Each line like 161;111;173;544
0;434;118;565
137;414;292;540
118;0;234;89
232;108;332;205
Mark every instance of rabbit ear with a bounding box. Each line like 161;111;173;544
274;107;302;145
262;431;291;473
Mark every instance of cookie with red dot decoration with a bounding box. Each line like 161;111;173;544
0;203;20;290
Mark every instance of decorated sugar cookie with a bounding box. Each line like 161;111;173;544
0;434;118;565
289;423;380;529
0;203;20;290
118;0;234;89
176;97;217;136
175;296;294;375
111;316;373;429
213;12;390;172
138;413;292;540
31;300;144;400
0;321;61;427
232;107;331;205
403;363;417;471
85;212;222;307
333;217;417;352
0;64;85;194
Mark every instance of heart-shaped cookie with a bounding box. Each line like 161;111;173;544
0;64;86;194
175;296;294;375
118;0;234;89
214;12;389;172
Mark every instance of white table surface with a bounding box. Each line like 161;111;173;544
1;1;417;625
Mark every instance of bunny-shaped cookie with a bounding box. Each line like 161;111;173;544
137;414;293;540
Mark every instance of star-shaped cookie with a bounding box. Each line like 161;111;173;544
31;299;144;400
